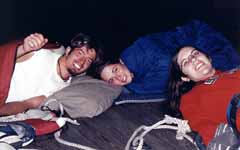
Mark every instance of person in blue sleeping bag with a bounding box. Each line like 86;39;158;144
95;20;240;102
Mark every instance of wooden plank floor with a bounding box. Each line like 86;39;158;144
26;103;197;150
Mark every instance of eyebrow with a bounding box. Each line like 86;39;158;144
190;49;197;55
111;66;115;73
179;48;197;69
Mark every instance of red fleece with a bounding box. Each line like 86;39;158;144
180;70;240;144
0;41;21;105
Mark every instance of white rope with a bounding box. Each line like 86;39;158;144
0;109;55;122
125;115;199;150
52;117;97;150
54;130;97;150
43;99;65;117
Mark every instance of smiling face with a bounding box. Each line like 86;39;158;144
65;45;96;75
100;62;133;86
177;46;215;82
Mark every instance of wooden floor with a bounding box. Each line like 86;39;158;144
26;102;197;150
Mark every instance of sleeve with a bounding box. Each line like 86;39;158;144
121;36;172;95
0;40;21;105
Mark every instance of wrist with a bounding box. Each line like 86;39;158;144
16;45;25;57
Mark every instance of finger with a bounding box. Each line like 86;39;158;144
29;37;40;48
30;34;43;47
43;38;48;45
25;37;35;48
33;33;48;47
33;33;45;43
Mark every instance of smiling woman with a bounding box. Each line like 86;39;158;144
100;59;134;86
168;46;240;145
176;46;215;82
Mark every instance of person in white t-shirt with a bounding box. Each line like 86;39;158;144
2;32;103;116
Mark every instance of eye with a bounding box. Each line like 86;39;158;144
112;67;118;73
89;48;95;53
86;59;92;65
181;59;188;68
192;50;200;56
79;50;83;55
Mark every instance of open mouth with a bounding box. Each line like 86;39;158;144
74;63;81;69
121;75;128;83
122;75;126;82
195;61;204;71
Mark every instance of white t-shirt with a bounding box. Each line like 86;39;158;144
6;49;71;103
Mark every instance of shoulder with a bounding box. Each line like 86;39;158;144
16;52;34;62
35;49;61;59
17;49;60;63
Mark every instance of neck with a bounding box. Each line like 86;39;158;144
208;68;216;78
201;68;216;81
57;56;70;81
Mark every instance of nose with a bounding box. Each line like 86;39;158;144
188;54;196;63
115;73;123;81
77;57;86;66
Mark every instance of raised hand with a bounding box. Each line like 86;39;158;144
23;33;48;52
17;33;48;58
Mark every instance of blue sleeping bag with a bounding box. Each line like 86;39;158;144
119;20;240;101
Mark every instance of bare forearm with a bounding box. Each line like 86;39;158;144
0;101;29;116
0;95;46;116
16;33;48;58
16;45;28;58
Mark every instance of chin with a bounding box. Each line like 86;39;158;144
69;69;81;76
121;82;129;86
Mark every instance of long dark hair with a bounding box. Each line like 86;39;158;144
168;52;196;118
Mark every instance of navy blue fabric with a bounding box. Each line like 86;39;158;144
0;122;35;148
227;93;240;138
120;20;240;100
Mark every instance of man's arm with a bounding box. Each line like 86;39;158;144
0;95;46;116
16;33;48;58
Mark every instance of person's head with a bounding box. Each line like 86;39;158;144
98;59;133;86
176;46;215;82
168;46;215;116
64;33;104;76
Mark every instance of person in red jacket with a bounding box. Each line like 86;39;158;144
168;46;240;145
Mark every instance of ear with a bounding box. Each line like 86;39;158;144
65;46;71;55
119;59;124;64
181;76;190;82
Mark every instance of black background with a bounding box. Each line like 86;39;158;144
0;0;239;57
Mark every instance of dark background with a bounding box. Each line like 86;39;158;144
0;0;239;58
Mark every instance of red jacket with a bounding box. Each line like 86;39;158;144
0;41;19;105
180;70;240;144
